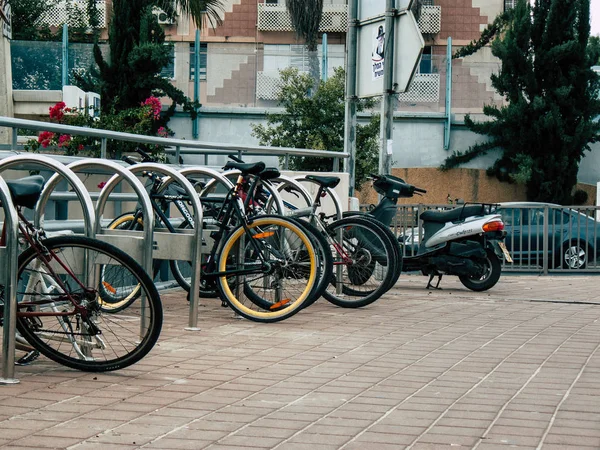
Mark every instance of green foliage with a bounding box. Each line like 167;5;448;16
589;36;600;65
9;0;101;42
251;67;379;190
74;0;223;116
443;0;600;204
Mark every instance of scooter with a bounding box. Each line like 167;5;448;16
364;174;510;291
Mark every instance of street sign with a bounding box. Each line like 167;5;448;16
356;11;424;97
358;0;413;21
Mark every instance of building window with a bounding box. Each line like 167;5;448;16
419;46;432;74
189;43;207;80
160;45;175;80
420;0;434;5
504;0;517;10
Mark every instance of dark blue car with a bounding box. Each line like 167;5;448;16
498;202;600;270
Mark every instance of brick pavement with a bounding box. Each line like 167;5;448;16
1;274;600;449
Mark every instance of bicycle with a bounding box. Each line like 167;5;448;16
112;150;320;322
208;163;399;308
0;175;163;372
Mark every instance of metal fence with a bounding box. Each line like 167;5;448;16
374;203;600;274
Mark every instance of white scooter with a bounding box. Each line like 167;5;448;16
367;174;511;291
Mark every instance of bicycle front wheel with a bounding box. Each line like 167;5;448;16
217;216;317;322
16;235;163;372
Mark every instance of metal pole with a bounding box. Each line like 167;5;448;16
192;30;200;139
379;0;395;176
344;0;358;195
62;24;69;86
444;36;452;150
321;33;328;81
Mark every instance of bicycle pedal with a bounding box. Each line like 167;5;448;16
15;350;40;366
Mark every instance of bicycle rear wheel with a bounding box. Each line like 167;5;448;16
16;235;163;372
217;216;317;322
323;217;396;308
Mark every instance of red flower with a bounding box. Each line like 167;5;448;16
49;102;66;121
157;126;168;137
142;96;162;120
57;134;71;147
97;181;107;189
78;144;84;151
38;131;56;148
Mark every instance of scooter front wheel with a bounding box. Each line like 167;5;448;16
459;249;501;291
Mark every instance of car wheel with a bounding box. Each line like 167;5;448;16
560;240;589;269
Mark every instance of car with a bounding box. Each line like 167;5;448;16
497;202;600;270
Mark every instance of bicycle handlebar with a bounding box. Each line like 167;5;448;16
228;154;244;163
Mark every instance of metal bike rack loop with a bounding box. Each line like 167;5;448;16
0;155;96;237
0;155;95;383
0;177;21;384
125;164;204;330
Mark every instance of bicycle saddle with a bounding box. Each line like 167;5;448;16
420;204;488;223
259;167;280;181
305;175;340;189
224;161;266;175
6;175;45;209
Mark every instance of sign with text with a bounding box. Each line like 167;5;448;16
356;11;424;97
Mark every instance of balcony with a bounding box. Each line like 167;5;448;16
257;3;348;33
417;5;441;35
39;0;106;28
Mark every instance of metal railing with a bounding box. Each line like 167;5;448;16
367;203;600;274
0;117;349;171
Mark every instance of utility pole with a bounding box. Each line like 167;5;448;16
344;0;358;196
379;0;395;176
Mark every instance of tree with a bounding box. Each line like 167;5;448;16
76;0;223;114
9;0;57;40
251;67;379;191
589;35;600;65
285;0;324;85
442;0;600;204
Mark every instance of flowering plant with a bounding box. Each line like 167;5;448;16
24;97;173;159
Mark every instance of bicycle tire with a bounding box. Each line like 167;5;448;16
16;235;163;372
216;216;318;323
342;211;403;290
323;216;396;308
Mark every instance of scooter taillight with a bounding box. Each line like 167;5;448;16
482;220;504;232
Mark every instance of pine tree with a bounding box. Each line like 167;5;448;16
443;0;600;204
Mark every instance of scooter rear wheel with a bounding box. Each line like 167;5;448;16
458;249;501;291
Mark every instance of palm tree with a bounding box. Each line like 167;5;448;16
285;0;324;86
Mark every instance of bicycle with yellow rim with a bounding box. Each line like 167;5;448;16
105;149;319;323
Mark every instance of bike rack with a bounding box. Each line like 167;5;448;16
124;164;204;330
0;177;21;384
0;155;96;383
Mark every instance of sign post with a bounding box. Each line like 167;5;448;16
345;0;424;180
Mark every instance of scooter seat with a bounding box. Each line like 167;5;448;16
420;204;487;223
305;175;340;189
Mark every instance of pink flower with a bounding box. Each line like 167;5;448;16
49;102;66;121
97;181;107;189
57;134;71;147
157;126;168;137
142;96;162;120
38;131;56;148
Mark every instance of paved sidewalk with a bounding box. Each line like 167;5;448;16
1;274;600;449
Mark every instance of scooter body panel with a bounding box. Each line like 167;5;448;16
423;213;502;248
